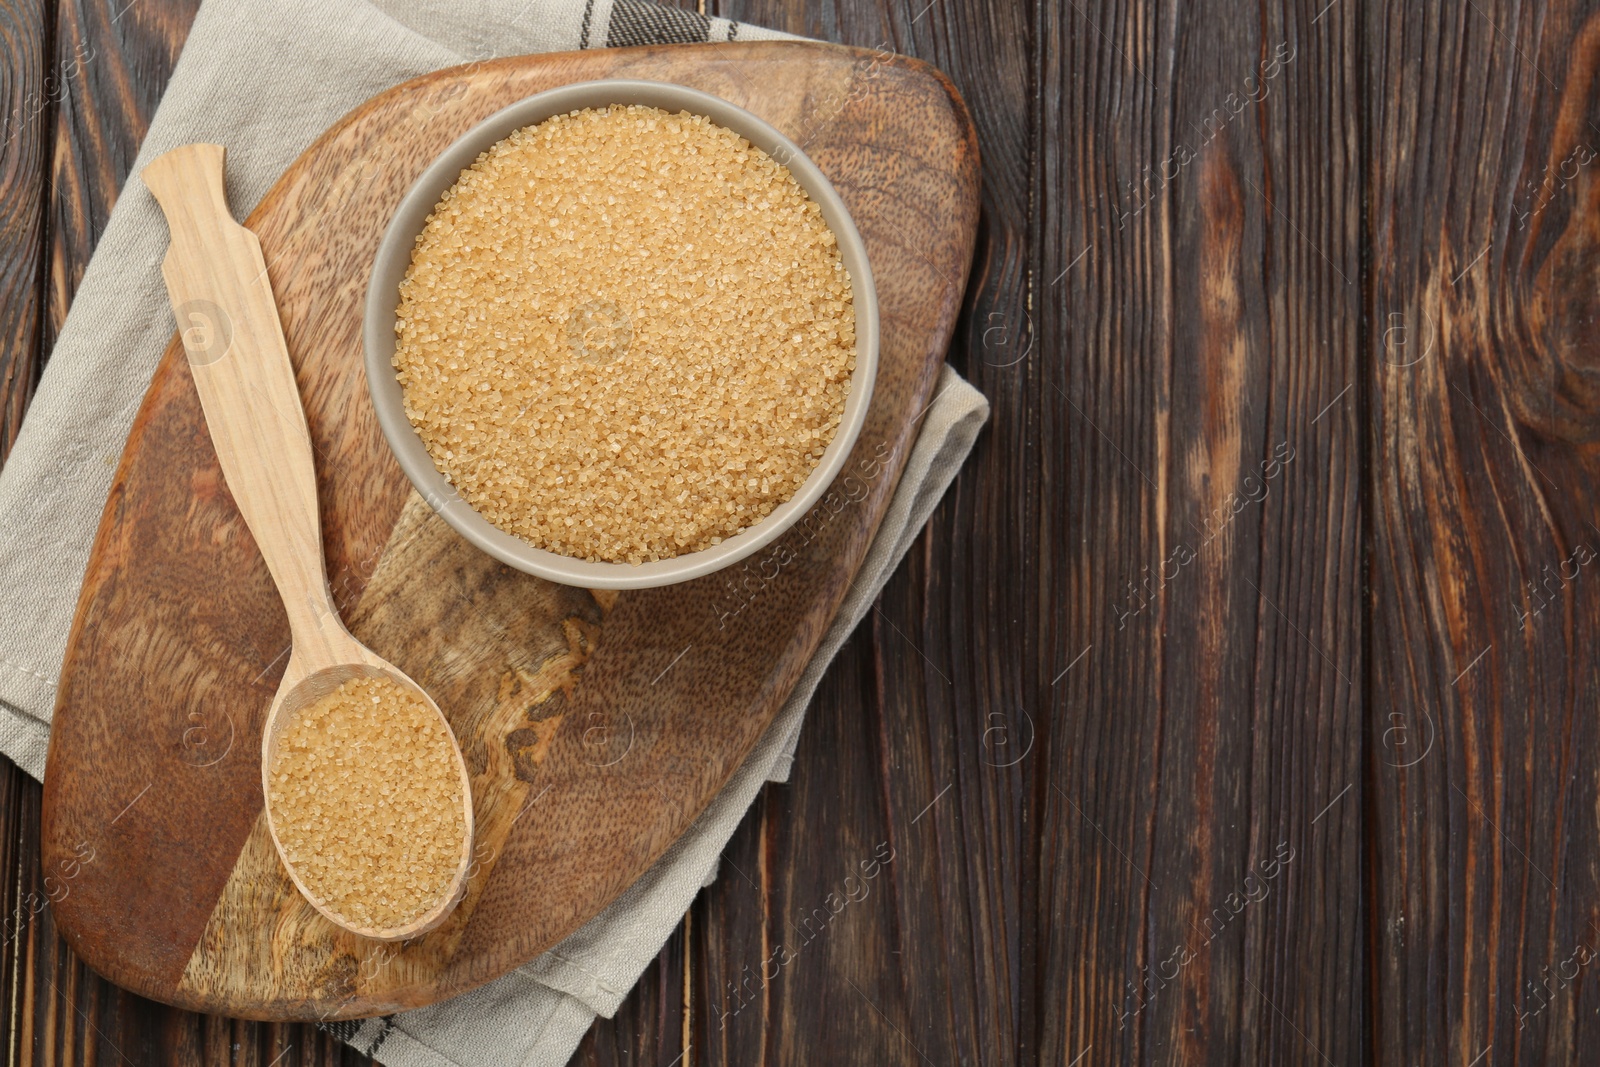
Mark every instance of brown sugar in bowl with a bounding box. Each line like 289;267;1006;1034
364;80;879;589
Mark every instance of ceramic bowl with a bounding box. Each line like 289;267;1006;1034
364;79;879;589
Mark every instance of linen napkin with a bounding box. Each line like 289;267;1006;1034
0;0;989;1062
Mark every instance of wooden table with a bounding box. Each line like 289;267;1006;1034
1;0;1596;1063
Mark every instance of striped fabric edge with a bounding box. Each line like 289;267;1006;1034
585;0;777;50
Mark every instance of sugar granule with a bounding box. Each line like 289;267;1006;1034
393;104;856;564
268;675;467;931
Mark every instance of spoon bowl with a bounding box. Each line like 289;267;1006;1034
262;650;475;941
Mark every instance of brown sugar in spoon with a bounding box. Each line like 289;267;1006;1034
143;143;474;941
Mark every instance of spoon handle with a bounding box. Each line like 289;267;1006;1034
143;144;338;643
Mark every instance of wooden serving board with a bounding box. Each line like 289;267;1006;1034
39;40;978;1020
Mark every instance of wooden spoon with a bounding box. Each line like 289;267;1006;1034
143;143;474;941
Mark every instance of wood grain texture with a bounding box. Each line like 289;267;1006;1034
1038;1;1363;1062
0;0;48;455
38;41;978;1020
1366;2;1600;1063
46;0;196;351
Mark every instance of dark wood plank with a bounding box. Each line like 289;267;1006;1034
0;0;50;454
1027;1;1365;1064
45;0;197;351
1367;1;1600;1063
